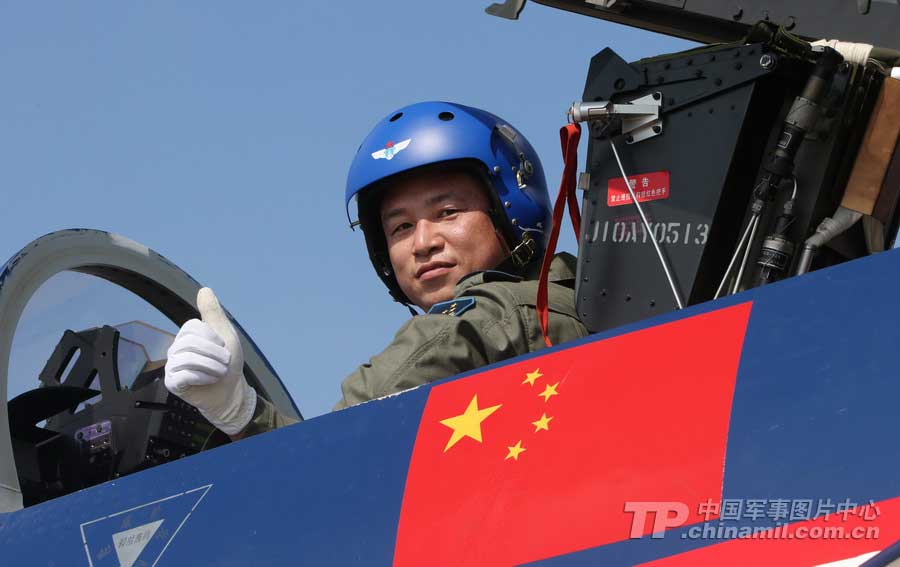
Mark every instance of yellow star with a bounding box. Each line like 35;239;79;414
539;381;560;402
439;395;502;452
532;413;553;432
505;440;526;461
522;369;543;387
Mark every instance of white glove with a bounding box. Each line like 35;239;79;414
164;287;257;435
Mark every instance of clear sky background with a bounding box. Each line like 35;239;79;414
0;2;693;418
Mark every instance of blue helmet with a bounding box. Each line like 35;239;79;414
345;101;551;304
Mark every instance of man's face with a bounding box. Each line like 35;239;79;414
380;167;508;311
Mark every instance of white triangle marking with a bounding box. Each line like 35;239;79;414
80;484;212;567
112;519;164;567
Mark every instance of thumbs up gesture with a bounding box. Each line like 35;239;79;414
164;288;258;435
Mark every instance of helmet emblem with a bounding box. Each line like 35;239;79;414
371;138;411;161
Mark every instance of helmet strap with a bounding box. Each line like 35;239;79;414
536;123;582;347
510;232;537;267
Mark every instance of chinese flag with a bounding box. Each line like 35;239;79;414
394;302;753;566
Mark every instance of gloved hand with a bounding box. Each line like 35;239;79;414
164;287;257;436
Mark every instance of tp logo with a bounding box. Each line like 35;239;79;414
625;502;690;539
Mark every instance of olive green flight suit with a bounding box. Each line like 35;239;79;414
241;253;588;437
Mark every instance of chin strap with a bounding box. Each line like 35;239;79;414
509;232;537;267
537;123;582;347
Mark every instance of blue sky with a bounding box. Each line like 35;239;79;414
0;2;693;417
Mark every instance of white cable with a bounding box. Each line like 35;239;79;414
720;177;797;293
714;215;756;299
812;39;873;66
868;58;888;75
732;214;760;294
609;139;684;309
717;178;794;298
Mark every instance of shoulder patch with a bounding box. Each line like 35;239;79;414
427;297;477;317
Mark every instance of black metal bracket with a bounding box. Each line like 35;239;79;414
485;0;527;20
38;325;122;396
583;43;777;118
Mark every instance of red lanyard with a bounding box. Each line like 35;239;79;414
536;123;582;347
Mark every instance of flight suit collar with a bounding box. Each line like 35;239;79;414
453;252;577;296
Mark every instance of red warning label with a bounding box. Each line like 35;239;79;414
607;171;670;207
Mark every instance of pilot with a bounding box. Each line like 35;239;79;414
163;101;588;437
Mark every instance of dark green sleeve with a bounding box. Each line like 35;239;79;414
239;277;587;432
233;310;514;436
239;395;300;438
333;291;527;410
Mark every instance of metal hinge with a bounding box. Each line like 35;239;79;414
567;92;664;144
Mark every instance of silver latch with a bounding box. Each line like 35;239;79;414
567;92;663;144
